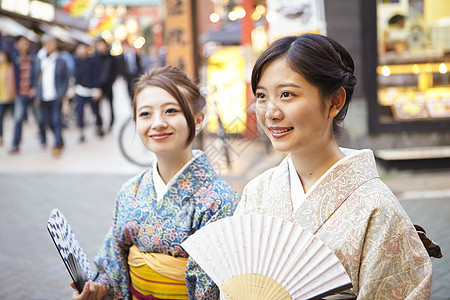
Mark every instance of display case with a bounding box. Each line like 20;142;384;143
377;61;450;122
363;0;450;133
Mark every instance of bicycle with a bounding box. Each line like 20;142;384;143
118;115;155;168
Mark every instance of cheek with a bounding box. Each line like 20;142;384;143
175;118;190;134
255;105;266;123
135;119;147;136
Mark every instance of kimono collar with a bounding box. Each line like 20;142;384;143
278;149;379;233
145;150;218;206
288;156;306;212
153;150;202;202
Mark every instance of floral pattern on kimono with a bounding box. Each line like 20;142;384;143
235;149;432;300
94;151;240;299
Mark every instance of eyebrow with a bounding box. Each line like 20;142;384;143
278;83;301;88
256;83;301;90
137;101;180;110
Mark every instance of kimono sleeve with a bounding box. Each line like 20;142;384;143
234;183;250;215
234;178;263;215
357;201;432;299
185;183;239;300
94;184;136;299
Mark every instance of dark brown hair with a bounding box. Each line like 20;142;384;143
251;33;357;136
132;66;206;145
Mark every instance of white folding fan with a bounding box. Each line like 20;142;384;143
181;214;352;300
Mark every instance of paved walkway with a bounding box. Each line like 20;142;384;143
0;79;448;299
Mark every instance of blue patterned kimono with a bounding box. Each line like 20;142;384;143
94;151;240;299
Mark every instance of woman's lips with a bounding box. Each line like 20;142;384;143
268;127;293;139
150;133;172;140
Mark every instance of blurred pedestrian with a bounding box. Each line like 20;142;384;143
9;36;43;154
119;41;142;100
0;50;16;146
95;38;116;132
141;45;164;71
235;34;432;298
59;43;77;128
74;43;103;142
35;35;69;157
70;66;240;300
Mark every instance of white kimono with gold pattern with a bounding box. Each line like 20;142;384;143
235;149;432;299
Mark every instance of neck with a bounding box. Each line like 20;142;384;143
156;147;194;184
290;141;345;193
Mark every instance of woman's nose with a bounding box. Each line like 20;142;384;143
264;100;282;120
151;114;168;129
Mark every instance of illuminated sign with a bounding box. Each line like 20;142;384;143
1;0;55;21
1;0;31;16
30;0;55;21
207;46;247;134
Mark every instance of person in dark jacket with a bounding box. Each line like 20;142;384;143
35;35;69;157
74;43;103;142
118;41;143;100
9;36;44;154
95;38;117;132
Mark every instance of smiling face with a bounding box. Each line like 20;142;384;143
255;58;334;155
135;85;199;158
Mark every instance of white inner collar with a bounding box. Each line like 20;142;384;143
288;156;306;212
153;150;202;202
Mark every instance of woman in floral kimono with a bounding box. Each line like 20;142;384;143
235;34;432;299
71;66;240;300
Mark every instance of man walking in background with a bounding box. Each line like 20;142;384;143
35;35;69;157
74;43;103;142
10;36;44;154
119;41;142;100
95;38;116;133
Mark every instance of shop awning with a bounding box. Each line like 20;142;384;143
38;22;77;44
38;23;95;45
98;0;161;5
58;0;162;5
68;27;95;45
199;22;241;45
0;15;40;43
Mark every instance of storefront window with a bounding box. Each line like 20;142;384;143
376;0;450;123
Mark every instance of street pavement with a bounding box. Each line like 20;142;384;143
1;78;449;299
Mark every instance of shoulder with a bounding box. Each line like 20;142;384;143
208;175;240;202
57;56;67;67
118;170;151;197
352;177;400;211
191;153;240;206
243;158;288;195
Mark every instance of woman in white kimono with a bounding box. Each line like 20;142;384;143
71;66;240;300
235;34;432;299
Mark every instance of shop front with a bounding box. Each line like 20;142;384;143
364;0;450;134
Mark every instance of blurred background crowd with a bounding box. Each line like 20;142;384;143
0;0;449;165
0;24;165;157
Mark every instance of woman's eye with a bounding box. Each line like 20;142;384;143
255;92;265;100
166;108;179;114
139;111;150;117
281;92;291;98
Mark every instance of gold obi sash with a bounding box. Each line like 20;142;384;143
128;245;188;300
